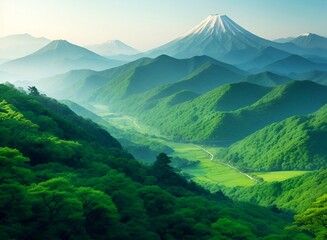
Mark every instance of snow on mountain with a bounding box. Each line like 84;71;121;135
274;37;296;43
146;14;272;64
0;33;50;59
86;40;140;56
290;33;327;49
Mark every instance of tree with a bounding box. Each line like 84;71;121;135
27;86;40;96
152;153;174;180
0;147;31;184
294;194;327;239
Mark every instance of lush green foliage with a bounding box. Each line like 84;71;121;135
116;80;327;144
294;194;327;239
0;84;309;239
224;104;327;171
224;170;327;213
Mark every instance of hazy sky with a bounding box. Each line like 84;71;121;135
1;0;326;51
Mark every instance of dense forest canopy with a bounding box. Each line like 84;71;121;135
0;83;317;239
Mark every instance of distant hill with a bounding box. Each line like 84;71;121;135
274;36;296;43
144;62;246;101
119;81;327;143
0;33;50;59
225;104;327;171
242;71;292;87
290;33;327;49
262;55;327;74
0;40;124;80
289;70;327;85
86;40;140;56
237;46;291;71
37;55;244;104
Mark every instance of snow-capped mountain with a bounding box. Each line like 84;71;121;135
0;40;124;80
86;40;140;56
0;33;50;59
146;14;273;64
274;37;296;43
290;33;327;49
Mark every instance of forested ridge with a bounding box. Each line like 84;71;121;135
224;104;327;171
0;83;315;239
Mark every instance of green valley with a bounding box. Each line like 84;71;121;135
1;83;313;240
2;6;327;239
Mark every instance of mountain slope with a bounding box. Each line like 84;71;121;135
146;14;273;64
119;82;272;142
0;40;124;79
36;56;154;101
87;40;140;56
238;46;291;70
0;33;50;59
290;33;327;49
0;83;304;239
90;55;244;103
242;71;292;87
147;62;246;101
290;71;327;85
225;104;327;171
120;81;327;143
225;170;327;213
263;55;327;74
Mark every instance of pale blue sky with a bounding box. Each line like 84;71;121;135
1;0;326;50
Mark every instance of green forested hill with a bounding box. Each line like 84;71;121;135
36;55;245;103
118;81;327;143
225;170;327;213
0;83;310;239
242;71;292;87
224;104;327;171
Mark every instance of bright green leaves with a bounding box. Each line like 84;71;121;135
294;194;327;239
0;147;31;184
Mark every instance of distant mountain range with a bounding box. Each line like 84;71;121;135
141;14;327;64
35;53;327;146
0;33;50;59
261;55;327;74
86;40;140;56
275;33;327;49
0;40;124;80
225;104;327;171
36;55;246;102
1;15;327;81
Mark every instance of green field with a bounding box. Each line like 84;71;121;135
254;171;309;182
159;141;256;187
93;105;310;188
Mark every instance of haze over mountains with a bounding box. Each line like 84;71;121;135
1;14;327;83
1;11;327;240
0;40;124;80
0;33;50;60
86;40;140;56
275;33;327;49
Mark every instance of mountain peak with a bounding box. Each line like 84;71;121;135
106;39;123;45
299;33;313;37
184;14;234;36
41;39;72;51
86;39;140;56
291;33;327;49
30;39;102;58
147;14;271;64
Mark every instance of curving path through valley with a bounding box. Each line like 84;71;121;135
191;144;259;182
